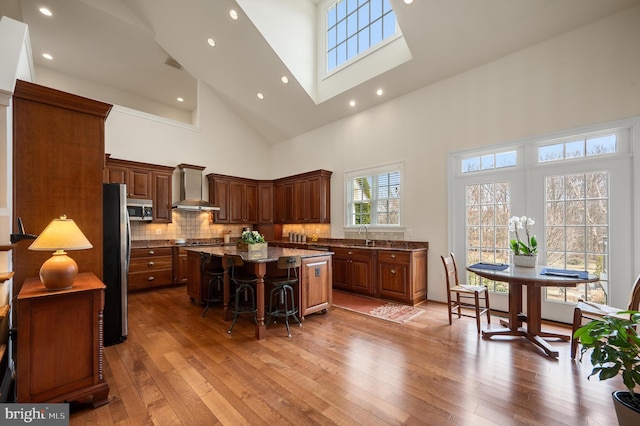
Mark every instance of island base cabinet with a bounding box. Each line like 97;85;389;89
16;273;109;406
299;255;333;318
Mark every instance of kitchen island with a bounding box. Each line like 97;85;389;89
186;246;333;339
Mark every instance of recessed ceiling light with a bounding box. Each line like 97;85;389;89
349;100;356;107
376;88;384;96
229;9;238;20
257;93;264;100
207;38;216;47
177;97;184;102
404;0;414;4
42;53;53;60
281;76;289;84
39;7;52;16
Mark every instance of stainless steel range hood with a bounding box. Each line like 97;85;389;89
172;164;220;211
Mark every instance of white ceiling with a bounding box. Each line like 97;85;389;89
2;0;639;144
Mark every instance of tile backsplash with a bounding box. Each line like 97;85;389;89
130;210;244;241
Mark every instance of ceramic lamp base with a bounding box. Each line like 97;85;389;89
39;251;77;290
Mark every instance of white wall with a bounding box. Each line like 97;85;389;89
268;6;640;303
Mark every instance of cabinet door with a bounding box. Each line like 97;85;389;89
211;178;230;223
153;171;172;223
293;180;308;222
105;165;127;186
128;168;152;199
299;255;332;317
244;182;259;223
332;254;349;291
258;183;274;223
229;181;245;223
275;183;294;223
186;251;203;301
350;256;375;295
306;177;322;222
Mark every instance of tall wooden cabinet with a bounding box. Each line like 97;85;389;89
12;80;112;295
16;273;109;406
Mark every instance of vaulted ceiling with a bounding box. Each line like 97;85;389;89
2;0;638;144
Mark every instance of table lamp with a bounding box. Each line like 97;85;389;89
28;215;93;290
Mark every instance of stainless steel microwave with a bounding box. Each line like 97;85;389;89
127;199;153;221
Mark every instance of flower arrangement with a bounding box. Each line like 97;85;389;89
508;215;538;255
240;230;266;244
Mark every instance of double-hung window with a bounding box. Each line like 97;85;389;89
345;162;402;227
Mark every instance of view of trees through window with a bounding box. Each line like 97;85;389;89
349;170;400;226
544;172;609;304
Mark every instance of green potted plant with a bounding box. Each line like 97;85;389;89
574;311;640;425
508;215;538;267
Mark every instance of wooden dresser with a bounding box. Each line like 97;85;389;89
16;273;109;406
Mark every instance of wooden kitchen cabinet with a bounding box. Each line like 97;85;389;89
331;247;375;296
17;273;109;406
274;181;294;223
174;247;189;285
128;247;174;292
299;255;333;318
105;156;175;222
377;250;427;305
258;181;274;224
152;170;173;223
275;170;332;224
208;174;258;224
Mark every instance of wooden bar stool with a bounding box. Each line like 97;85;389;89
267;256;302;337
200;252;224;318
224;254;258;334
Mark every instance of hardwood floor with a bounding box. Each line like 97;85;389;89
69;287;622;425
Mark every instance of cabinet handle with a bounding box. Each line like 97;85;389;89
348;251;352;255
391;269;396;274
391;254;396;259
148;261;154;266
148;276;155;281
149;250;155;255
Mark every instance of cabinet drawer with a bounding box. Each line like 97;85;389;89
331;247;373;260
128;269;174;290
130;247;172;258
129;256;173;272
377;250;410;264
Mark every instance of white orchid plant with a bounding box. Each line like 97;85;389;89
508;215;538;256
241;230;266;244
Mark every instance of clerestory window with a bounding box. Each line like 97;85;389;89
326;0;398;72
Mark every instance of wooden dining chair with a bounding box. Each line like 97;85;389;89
570;273;640;359
441;253;491;333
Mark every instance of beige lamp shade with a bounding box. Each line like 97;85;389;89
29;215;93;290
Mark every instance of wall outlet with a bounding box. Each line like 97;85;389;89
155;228;162;235
406;228;413;237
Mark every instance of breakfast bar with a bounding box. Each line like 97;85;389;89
186;246;333;339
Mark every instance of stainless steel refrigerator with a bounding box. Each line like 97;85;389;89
103;183;130;345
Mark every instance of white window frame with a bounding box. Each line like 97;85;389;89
320;0;401;78
448;117;639;322
344;161;404;230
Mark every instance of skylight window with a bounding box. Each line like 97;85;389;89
326;0;397;72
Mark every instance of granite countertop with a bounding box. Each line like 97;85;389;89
131;238;428;252
184;246;333;262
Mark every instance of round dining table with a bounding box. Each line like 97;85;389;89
466;264;598;357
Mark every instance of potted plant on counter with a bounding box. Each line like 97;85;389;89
508;215;538;267
236;230;267;253
574;311;640;425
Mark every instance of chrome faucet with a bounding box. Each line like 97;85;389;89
358;225;370;246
